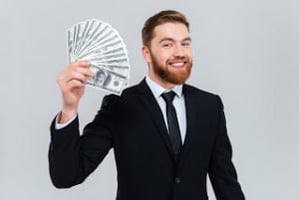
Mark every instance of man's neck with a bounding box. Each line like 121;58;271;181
146;76;183;97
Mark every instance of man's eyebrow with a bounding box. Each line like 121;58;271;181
183;37;192;41
159;37;175;43
159;37;192;43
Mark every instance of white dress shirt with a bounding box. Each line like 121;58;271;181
55;77;187;144
145;76;187;144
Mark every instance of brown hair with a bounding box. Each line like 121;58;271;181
142;10;190;47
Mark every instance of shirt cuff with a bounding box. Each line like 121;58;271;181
55;111;77;130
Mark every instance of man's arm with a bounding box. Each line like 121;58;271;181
48;61;113;188
208;96;245;200
49;96;114;188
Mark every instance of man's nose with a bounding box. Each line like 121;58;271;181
173;45;185;57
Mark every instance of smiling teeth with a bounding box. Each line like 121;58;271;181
172;62;184;67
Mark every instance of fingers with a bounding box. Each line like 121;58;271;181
68;79;85;89
59;79;85;94
57;60;95;88
72;60;90;68
75;66;94;78
64;70;88;84
71;60;94;77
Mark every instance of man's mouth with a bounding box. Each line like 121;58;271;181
168;61;187;68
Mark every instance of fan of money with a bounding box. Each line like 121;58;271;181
66;19;130;94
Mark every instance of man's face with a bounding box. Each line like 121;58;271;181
143;22;193;87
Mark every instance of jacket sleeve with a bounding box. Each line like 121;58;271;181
208;95;245;200
48;95;115;188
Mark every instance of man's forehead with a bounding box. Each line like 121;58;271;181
154;22;188;32
151;23;190;41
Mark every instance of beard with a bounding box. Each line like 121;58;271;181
150;53;192;85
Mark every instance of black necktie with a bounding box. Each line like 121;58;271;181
161;91;182;158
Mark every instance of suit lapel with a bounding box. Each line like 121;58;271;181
136;79;176;162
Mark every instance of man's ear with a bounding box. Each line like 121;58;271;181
142;46;151;63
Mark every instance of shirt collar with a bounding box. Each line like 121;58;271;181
145;76;183;98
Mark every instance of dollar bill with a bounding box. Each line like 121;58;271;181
87;65;128;94
66;19;130;94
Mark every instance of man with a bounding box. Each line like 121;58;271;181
49;10;245;200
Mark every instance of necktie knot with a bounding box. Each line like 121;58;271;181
161;91;176;104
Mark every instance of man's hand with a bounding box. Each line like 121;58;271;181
56;61;94;123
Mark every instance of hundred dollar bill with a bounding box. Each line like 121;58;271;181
87;65;128;94
66;19;130;94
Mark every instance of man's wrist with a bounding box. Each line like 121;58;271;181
59;107;77;124
55;111;77;129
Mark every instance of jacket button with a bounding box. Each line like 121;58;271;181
175;177;181;184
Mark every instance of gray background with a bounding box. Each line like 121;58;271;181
1;0;298;199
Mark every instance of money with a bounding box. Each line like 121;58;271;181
66;19;130;94
88;64;127;93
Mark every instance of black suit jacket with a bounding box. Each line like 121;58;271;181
49;79;245;200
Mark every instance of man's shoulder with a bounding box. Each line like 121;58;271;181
118;79;149;97
183;84;224;109
183;84;219;99
102;82;143;102
122;83;142;94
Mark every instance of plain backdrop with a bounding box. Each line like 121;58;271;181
1;0;299;199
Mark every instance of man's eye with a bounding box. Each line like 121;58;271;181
182;42;191;47
162;43;173;48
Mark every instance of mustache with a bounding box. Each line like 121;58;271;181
167;56;189;64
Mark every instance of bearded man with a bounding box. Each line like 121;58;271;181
49;10;245;200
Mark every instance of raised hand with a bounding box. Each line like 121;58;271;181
56;60;94;123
